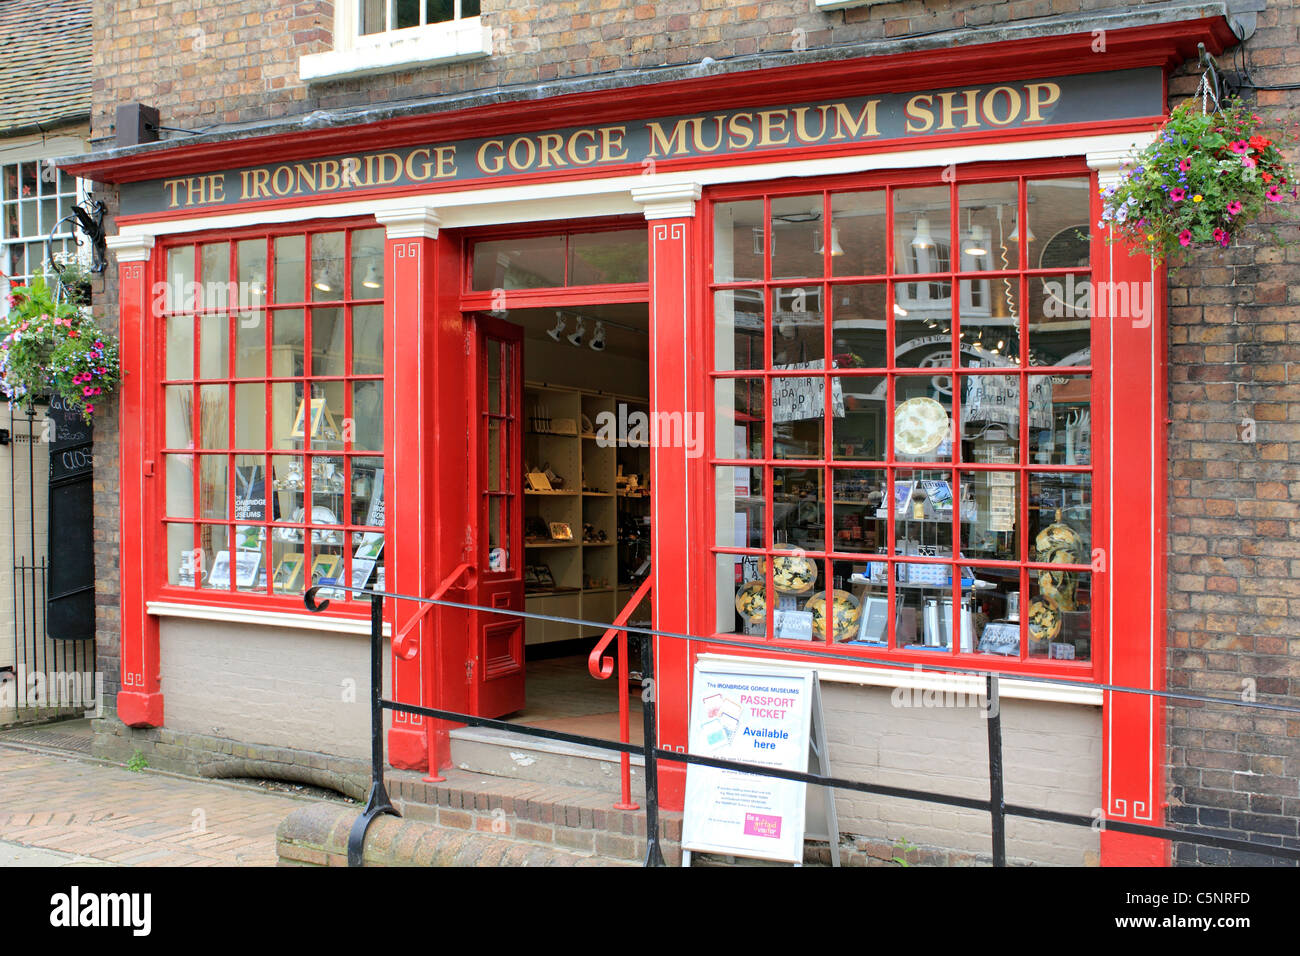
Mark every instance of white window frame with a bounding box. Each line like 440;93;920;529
300;0;491;84
1;136;90;317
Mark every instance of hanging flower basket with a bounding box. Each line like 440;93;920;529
1099;97;1298;263
1;271;118;423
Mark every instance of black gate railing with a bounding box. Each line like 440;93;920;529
305;584;1300;868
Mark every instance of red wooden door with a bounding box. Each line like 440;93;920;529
471;314;526;717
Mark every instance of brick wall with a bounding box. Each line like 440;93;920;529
1164;1;1300;865
90;0;1136;143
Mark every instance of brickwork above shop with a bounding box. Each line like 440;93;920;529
90;0;1227;142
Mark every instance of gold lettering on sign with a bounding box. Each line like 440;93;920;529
599;126;628;162
829;101;880;140
477;140;505;174
1024;82;1061;122
757;110;790;147
936;90;981;131
647;119;692;157
904;95;935;134
981;86;1022;126
727;113;755;150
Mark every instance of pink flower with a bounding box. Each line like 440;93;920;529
84;405;93;414
1213;228;1229;247
1178;229;1193;246
82;386;93;397
1169;187;1187;202
1266;186;1283;202
1243;156;1257;168
1226;200;1243;215
1178;158;1191;171
1229;140;1249;154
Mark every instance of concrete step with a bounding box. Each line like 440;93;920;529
448;726;645;798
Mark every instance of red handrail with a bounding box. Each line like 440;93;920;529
588;576;652;811
393;562;476;661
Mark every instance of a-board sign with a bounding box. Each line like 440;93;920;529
682;662;814;863
45;400;94;641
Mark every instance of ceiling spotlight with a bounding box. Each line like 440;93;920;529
815;226;845;257
567;317;586;347
312;268;333;293
911;217;934;250
963;224;988;257
361;262;382;290
1008;215;1035;244
546;311;567;342
590;321;606;352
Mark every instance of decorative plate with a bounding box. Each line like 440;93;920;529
734;581;767;623
1035;509;1083;563
761;545;818;595
806;589;861;641
1027;598;1062;643
894;397;950;456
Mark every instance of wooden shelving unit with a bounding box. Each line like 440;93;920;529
522;383;649;645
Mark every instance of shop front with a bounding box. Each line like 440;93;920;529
70;15;1239;865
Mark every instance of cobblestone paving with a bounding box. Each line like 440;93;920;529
0;745;330;866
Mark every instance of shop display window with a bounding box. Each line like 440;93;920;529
710;172;1097;671
160;224;387;606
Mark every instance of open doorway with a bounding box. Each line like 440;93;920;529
492;303;651;739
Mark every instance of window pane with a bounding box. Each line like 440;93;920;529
271;538;306;595
719;552;768;636
237;238;267;305
958;181;1019;271
351;228;384;297
396;0;420;29
713;289;764;372
770;285;823;366
272;309;305;377
234;524;268;593
961;374;1021;464
772;371;824;460
773;467;823;551
713;200;764;283
236;310;266;378
893;378;954;462
199;454;228;520
893;300;950;370
165;385;193;449
1027;177;1091;270
1029;472;1091;559
1029;272;1091;366
352;305;384;374
271;455;305;530
894;468;954;564
959;469;1018;562
166;523;196;586
830;283;887;370
233;454;271;522
165;247;194;311
568;228;648;285
198;385;228;450
272;381;307;448
959;277;1019;367
830;190;885;278
893;186;950;277
1027;374;1090;465
360;0;385;34
310;455;346;527
166;315;193;380
965;564;1021;655
199;311;228;379
426;0;454;25
715;466;764;550
312;381;346;448
351;456;385;527
714;377;764;460
351;380;384;451
471;235;566;290
311;307;346;376
770;194;823;280
234;384;266;448
272;235;305;303
200;524;232;590
310;231;345;302
1029;569;1091;662
831;468;885;554
199;242;229;310
832;374;886;461
165;454;194;519
462;0;479;14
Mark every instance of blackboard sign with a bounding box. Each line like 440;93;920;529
46;402;94;642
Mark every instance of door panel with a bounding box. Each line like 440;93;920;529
472;315;525;717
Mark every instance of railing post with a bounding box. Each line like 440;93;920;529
986;673;1006;868
640;632;666;867
346;591;400;867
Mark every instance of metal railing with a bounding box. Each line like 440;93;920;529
586;576;651;811
305;583;1300;868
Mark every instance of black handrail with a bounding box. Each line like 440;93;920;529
305;584;1300;867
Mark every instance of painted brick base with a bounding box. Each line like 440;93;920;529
91;716;370;800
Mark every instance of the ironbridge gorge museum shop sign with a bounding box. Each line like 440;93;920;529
126;69;1162;214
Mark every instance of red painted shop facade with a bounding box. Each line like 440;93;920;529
68;16;1239;866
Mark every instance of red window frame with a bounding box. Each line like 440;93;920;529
150;216;386;618
700;158;1106;681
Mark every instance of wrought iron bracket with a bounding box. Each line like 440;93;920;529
43;197;108;281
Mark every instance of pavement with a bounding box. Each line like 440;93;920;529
0;737;338;866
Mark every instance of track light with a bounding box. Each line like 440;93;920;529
815;226;845;257
361;262;382;290
567;317;586;347
590;321;606;351
312;267;333;293
546;311;566;342
963;223;988;257
1008;215;1035;244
